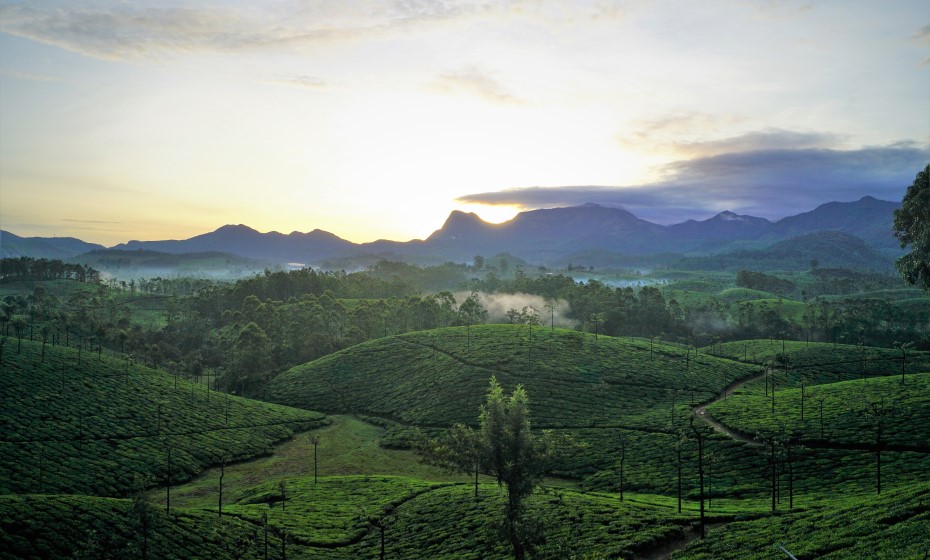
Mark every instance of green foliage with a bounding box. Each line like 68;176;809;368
735;270;797;296
893;163;930;291
0;494;282;560
707;373;930;449
0;339;326;496
675;480;930;559
230;475;444;545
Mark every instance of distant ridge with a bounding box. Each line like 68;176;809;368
4;196;901;266
0;230;105;259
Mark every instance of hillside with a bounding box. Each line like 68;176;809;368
266;325;758;431
762;195;901;249
706;373;930;449
675;231;895;272
0;339;327;496
675;480;930;559
0;230;104;260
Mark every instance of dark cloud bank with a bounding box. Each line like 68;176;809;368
457;143;930;223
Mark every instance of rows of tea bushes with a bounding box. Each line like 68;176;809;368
675;480;930;559
711;339;928;389
0;494;287;560
267;325;759;432
0;475;699;560
0;340;327;496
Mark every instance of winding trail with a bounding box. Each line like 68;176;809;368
692;369;768;446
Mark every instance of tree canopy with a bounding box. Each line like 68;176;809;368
893;164;930;291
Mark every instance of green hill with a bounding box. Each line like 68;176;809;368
267;325;758;431
675;480;930;559
707;373;930;449
0;339;327;496
267;326;776;496
711;339;928;387
0;494;283;560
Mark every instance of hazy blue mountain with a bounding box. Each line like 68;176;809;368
0;230;105;259
667;211;772;241
675;231;895;272
112;224;356;264
763;196;901;249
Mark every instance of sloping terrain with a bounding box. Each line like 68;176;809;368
0;340;327;496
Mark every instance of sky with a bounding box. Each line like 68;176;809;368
1;0;928;246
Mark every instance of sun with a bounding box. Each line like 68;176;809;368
457;203;523;224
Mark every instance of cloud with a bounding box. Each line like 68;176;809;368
0;3;416;60
260;74;327;90
431;65;527;105
914;22;930;65
457;141;930;223
0;2;639;62
0;1;525;61
619;117;842;157
0;68;55;81
668;129;845;158
62;219;122;224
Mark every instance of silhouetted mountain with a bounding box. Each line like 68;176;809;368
3;196;902;267
1;230;105;259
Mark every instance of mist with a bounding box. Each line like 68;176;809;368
454;291;576;329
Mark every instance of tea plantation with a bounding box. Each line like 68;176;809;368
2;326;928;558
0;339;327;496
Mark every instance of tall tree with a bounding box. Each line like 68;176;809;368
893;164;930;291
421;377;570;560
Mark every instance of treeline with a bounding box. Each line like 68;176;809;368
0;257;101;284
736;270;796;296
3;259;927;400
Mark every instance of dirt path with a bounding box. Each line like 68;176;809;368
692;369;767;446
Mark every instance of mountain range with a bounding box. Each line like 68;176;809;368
1;196;902;268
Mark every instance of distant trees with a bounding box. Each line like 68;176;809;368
735;270;796;296
892;164;930;291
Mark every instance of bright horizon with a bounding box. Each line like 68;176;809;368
2;1;928;246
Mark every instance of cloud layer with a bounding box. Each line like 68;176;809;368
457;141;930;223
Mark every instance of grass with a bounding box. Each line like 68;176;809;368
163;415;480;512
0;339;327;496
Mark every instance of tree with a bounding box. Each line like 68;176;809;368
893;164;930;291
865;398;893;495
420;377;570;559
309;433;321;483
458;291;487;352
617;433;627;502
689;417;711;538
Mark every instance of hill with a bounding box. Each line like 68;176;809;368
676;480;930;559
762;195;901;249
0;230;104;259
0;339;327;496
675;231;895;272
